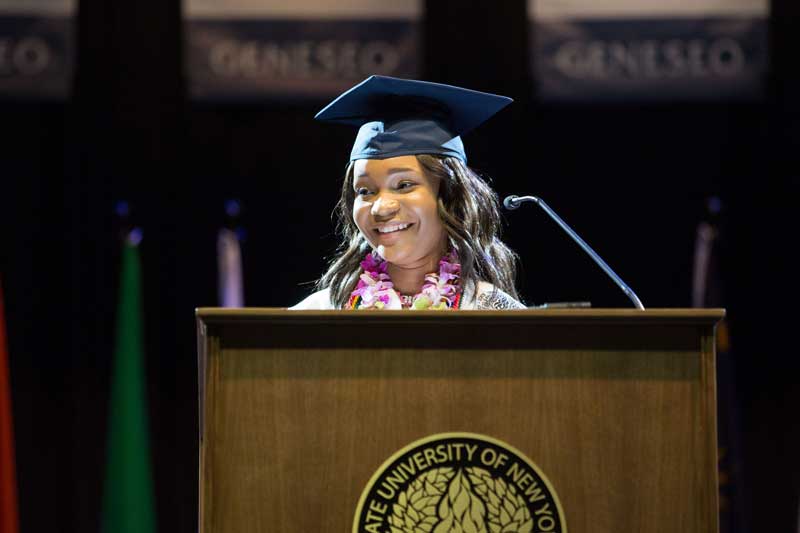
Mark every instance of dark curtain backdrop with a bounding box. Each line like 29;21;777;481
1;0;798;532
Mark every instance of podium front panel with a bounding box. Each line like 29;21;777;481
197;309;723;533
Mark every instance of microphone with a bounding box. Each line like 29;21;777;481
503;195;645;310
503;195;523;210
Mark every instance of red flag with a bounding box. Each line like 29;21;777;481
0;281;19;533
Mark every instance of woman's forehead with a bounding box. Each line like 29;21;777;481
353;156;423;178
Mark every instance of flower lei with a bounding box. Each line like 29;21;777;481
347;252;462;310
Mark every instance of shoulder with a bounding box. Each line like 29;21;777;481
289;288;335;310
464;281;526;310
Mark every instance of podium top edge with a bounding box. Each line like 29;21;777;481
196;307;725;325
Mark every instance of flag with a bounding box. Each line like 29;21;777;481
692;198;746;533
217;227;244;307
102;238;156;533
0;280;19;533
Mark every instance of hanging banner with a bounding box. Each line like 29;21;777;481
530;0;768;101
0;0;75;99
185;0;421;100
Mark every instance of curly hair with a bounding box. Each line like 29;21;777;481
317;155;520;308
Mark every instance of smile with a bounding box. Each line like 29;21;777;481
376;223;412;234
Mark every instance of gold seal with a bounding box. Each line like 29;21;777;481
353;433;567;533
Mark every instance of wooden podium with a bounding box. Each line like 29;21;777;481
196;308;723;533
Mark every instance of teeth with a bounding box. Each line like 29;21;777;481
377;223;410;234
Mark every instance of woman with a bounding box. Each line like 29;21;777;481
291;76;525;310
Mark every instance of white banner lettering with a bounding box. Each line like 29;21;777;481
185;0;421;99
0;0;76;99
529;0;768;101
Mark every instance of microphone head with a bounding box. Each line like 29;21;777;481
503;195;520;210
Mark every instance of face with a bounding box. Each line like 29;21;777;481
352;155;446;269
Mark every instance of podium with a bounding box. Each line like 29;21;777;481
196;308;723;533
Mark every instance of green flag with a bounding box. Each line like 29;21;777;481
103;240;156;533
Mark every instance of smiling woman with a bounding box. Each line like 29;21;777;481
352;156;446;288
290;76;525;310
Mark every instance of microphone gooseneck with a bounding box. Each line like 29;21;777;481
503;194;645;310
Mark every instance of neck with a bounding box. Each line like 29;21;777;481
387;255;440;295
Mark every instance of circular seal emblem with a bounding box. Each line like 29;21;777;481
353;433;567;533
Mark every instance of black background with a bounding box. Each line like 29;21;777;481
1;0;798;531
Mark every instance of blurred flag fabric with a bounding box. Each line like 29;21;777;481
217;227;244;307
102;237;156;533
692;198;747;533
0;280;19;533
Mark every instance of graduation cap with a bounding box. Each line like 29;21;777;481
315;75;513;164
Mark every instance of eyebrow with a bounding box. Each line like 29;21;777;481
356;167;419;178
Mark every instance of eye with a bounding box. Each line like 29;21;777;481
355;187;373;197
397;181;416;190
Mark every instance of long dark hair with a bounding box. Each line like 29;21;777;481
317;155;520;308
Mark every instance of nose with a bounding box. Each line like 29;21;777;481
371;195;400;218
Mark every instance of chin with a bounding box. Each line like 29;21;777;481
374;244;413;266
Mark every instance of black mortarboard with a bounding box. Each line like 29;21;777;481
314;75;513;164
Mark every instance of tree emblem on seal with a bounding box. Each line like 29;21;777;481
389;466;534;533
